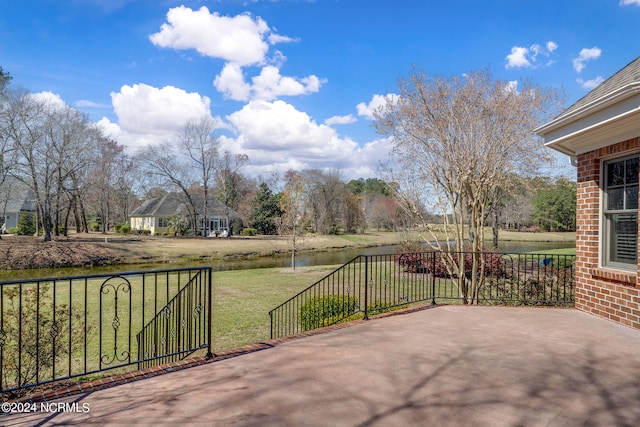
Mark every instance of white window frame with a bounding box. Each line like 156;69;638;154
601;154;639;271
157;217;168;228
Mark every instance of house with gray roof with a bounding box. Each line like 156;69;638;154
0;178;36;233
536;56;640;329
129;192;241;236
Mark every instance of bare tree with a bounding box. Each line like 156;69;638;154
279;170;306;269
1;89;100;241
180;116;219;236
375;67;563;304
137;142;199;233
47;104;99;236
87;138;134;233
214;151;249;235
0;73;16;237
302;169;348;234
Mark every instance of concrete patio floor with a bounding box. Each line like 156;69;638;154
3;305;640;426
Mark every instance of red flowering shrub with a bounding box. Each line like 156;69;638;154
397;249;505;278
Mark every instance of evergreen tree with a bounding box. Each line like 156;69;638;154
17;212;36;236
249;183;282;235
532;178;577;231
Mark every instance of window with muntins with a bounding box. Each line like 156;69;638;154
603;155;639;269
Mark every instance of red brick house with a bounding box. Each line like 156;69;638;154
536;56;640;328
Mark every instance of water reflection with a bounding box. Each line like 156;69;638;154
0;240;574;282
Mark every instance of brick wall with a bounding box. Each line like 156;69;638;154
575;137;640;329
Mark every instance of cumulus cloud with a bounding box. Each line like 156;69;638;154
620;0;640;6
152;6;325;103
101;83;220;149
577;76;605;90
150;6;280;66
505;47;531;68
251;66;323;100
573;47;602;73
95;83;388;178
505;41;558;69
214;63;252;101
30;91;66;109
324;114;357;126
356;94;399;120
214;64;324;101
222;100;391;177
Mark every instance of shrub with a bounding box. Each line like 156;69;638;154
141;229;151;235
231;217;244;235
241;228;257;236
299;295;359;330
16;212;36;236
114;223;130;233
480;273;574;307
1;284;86;398
397;250;505;278
6;227;17;235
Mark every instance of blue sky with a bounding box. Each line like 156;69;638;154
2;0;640;179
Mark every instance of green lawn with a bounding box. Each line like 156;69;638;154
211;265;338;350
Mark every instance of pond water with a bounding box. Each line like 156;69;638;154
0;240;574;282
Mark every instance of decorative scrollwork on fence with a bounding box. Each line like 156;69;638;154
100;277;132;366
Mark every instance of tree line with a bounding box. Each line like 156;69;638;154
0;67;406;240
0;66;574;247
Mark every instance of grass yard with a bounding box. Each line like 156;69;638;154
211;265;338;351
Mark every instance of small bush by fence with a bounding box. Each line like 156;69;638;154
299;295;359;330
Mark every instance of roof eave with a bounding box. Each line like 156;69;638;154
536;81;640;137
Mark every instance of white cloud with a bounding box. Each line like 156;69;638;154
573;47;601;73
97;116;122;140
152;6;324;103
357;94;399;120
223;100;391;178
324;114;357;126
106;83;218;149
251;66;323;100
505;80;519;94
150;6;290;66
76;100;110;108
577;76;605;90
620;0;640;6
505;46;531;68
30;91;66;109
214;64;324;101
96;84;388;178
505;41;558;69
214;63;251;101
268;34;297;44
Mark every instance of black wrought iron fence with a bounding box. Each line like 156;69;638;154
269;251;575;339
0;266;212;398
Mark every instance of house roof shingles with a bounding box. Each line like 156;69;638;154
556;56;640;121
130;193;240;218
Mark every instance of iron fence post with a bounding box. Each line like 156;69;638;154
205;267;214;360
269;311;273;340
363;255;369;320
431;252;437;306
